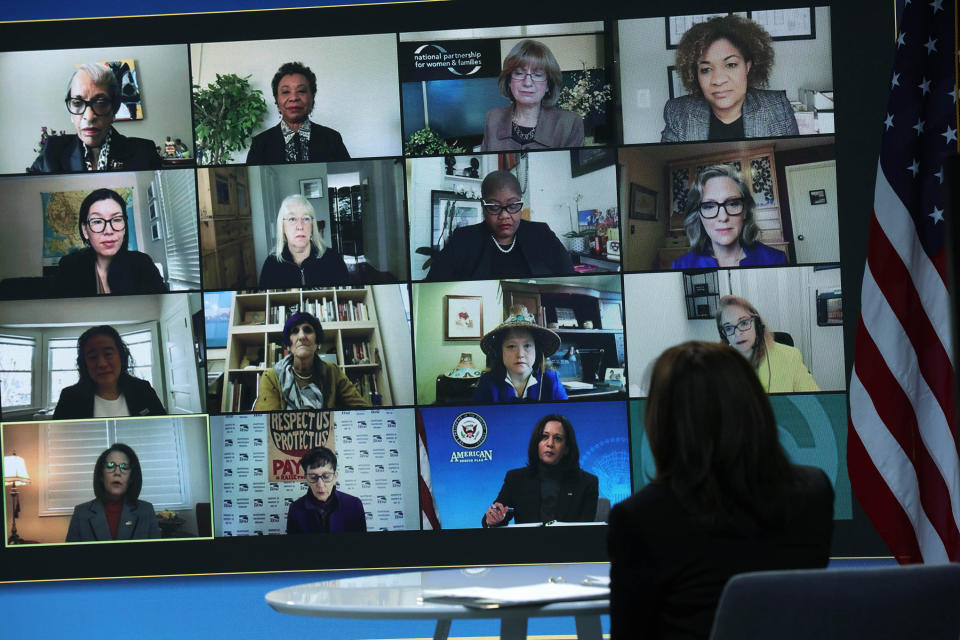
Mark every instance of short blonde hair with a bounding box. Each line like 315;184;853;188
274;194;326;258
498;40;564;108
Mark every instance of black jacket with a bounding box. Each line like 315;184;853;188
607;465;833;640
53;374;167;419
28;128;161;173
426;220;574;282
246;121;350;165
482;466;599;527
258;246;351;289
57;248;166;296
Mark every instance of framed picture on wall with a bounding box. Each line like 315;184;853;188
570;148;616;178
747;8;815;40
667;66;687;100
629;184;659;221
444;295;484;341
665;13;731;48
299;178;324;199
431;190;483;249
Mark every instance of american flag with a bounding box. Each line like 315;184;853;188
848;0;960;563
417;410;442;530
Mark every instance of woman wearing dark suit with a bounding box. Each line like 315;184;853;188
246;62;350;164
607;342;833;639
425;170;573;281
29;63;161;173
56;188;165;295
286;447;367;534
482;414;597;527
66;443;162;542
661;16;799;142
480;40;583;151
53;326;166;419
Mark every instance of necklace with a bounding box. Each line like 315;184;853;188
511;120;537;143
293;368;313;381
491;232;517;254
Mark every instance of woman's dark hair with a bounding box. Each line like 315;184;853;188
675;15;775;97
527;414;580;471
93;443;142;504
484;327;543;378
645;341;796;530
271;61;317;104
300;446;338;472
682;165;760;255
76;325;131;387
77;188;129;252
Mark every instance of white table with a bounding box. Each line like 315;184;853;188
265;562;610;640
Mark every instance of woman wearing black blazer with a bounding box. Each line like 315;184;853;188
482;414;598;527
53;326;166;419
607;342;833;639
246;61;349;165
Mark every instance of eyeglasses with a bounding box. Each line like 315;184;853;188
510;69;548;83
699;198;745;219
284;216;314;226
65;96;114;117
481;200;524;216
86;216;126;233
104;462;132;473
306;472;336;485
721;317;756;336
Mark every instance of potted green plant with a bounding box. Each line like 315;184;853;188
404;128;465;156
192;73;269;166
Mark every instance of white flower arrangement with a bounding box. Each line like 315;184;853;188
556;64;613;119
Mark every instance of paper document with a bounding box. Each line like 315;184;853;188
422;582;609;609
562;381;595;390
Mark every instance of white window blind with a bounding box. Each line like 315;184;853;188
39;418;191;515
0;334;35;408
48;337;80;408
157;170;201;290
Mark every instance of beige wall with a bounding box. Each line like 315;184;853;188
619;148;667;271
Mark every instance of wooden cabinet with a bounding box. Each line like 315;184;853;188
197;167;257;289
220;286;393;411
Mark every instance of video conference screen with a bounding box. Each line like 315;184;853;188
0;1;877;581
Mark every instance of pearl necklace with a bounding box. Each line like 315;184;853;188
491;232;518;254
293;368;313;381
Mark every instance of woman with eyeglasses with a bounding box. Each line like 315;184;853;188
286;446;366;534
56;188;165;296
716;295;819;393
425;170;573;281
258;194;350;288
53;325;167;419
671;165;787;269
29;63;161;173
480;40;584;151
66;443;163;542
608;342;832;638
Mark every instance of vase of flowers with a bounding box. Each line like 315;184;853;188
157;509;185;537
556;63;613;140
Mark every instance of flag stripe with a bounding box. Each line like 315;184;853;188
416;410;441;530
851;314;960;559
849;372;950;562
873;166;953;360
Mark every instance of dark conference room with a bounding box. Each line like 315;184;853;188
1;0;959;639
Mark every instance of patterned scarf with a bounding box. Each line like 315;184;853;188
274;353;324;409
82;128;113;171
281;119;311;162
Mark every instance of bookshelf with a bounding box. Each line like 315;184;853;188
220;286;393;412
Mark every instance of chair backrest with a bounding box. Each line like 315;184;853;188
709;564;960;640
772;331;794;346
595;497;610;522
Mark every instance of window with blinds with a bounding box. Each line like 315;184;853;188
0;334;36;408
38;417;192;515
156;169;201;290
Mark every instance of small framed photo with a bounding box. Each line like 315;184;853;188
809;189;827;205
444;295;483;341
630;183;659;221
299;178;324;199
667;66;687;100
816;289;843;326
665;13;731;48
150;220;161;241
604;367;625;384
747;8;816;40
570;148;616;178
432;190;483;249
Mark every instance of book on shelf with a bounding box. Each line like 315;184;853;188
347;371;380;403
343;339;375;365
226;372;262;411
336;300;368;322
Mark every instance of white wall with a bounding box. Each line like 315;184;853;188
0;171;159;280
406;151;618;276
400;22;605;42
0;45;193;175
372;284;415;404
619;7;833;143
190;34;402;161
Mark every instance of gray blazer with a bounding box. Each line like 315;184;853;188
65;499;162;542
481;105;584;151
660;89;799;142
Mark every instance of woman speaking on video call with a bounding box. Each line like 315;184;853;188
482;414;597;527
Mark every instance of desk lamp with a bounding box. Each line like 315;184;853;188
4;452;30;544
